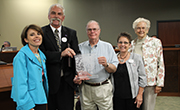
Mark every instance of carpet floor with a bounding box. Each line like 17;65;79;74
155;96;180;110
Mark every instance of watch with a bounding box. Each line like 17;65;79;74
106;63;109;67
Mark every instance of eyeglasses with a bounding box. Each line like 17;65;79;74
118;41;129;45
87;28;99;32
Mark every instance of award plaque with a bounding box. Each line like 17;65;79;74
75;54;99;79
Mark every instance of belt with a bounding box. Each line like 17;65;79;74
84;79;109;86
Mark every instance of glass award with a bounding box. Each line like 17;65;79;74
75;53;99;79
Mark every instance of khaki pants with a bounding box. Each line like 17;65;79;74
80;80;113;110
142;86;157;110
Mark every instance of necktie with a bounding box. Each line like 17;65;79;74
54;29;61;51
55;29;63;76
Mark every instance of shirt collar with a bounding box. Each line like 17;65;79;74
88;39;100;48
137;35;147;42
50;25;62;33
134;35;148;44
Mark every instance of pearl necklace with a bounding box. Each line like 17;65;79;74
119;52;129;62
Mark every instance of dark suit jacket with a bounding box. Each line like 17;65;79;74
40;25;80;94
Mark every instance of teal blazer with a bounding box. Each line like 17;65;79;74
11;44;48;110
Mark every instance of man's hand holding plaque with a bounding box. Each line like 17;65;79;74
74;54;99;84
73;71;91;85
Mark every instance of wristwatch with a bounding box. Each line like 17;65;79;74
106;63;109;67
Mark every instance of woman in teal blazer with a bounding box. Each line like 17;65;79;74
11;24;48;110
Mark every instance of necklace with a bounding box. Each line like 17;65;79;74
119;52;129;62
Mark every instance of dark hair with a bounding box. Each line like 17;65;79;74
21;24;43;46
117;32;132;43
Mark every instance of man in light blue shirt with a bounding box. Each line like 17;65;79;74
74;20;118;110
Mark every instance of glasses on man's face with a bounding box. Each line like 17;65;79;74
118;41;129;45
87;28;99;32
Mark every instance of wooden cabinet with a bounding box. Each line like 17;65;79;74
157;20;180;96
0;65;13;92
158;48;180;96
0;51;17;109
0;65;16;109
0;51;18;63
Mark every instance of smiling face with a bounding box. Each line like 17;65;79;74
134;21;149;39
24;29;42;48
86;21;101;41
117;36;131;53
48;6;65;28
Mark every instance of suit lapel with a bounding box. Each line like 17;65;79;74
45;25;59;51
61;26;69;50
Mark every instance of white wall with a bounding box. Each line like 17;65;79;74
63;0;180;46
1;0;180;49
0;0;58;49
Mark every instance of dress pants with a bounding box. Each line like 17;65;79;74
80;79;113;110
34;104;46;110
113;97;141;110
48;76;74;110
142;86;157;110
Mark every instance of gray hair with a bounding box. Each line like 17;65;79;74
86;20;101;30
48;3;65;16
4;41;11;46
132;17;150;29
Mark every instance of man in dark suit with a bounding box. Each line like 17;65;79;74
40;3;80;110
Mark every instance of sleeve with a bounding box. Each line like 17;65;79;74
11;52;35;110
137;54;147;88
156;39;165;87
108;44;119;68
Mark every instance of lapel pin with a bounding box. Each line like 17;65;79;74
62;37;67;43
